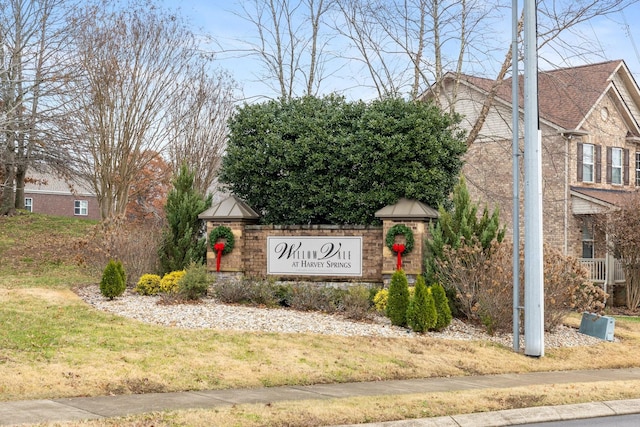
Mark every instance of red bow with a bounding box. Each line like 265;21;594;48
392;243;405;270
213;242;225;272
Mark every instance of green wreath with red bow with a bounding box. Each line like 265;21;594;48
385;224;414;270
209;226;235;271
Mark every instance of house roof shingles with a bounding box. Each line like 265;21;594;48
458;60;624;130
570;185;636;208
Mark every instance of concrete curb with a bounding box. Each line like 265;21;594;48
333;399;640;426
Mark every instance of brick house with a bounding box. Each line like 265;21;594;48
421;60;640;294
23;169;100;220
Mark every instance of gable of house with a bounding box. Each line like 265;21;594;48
423;60;640;260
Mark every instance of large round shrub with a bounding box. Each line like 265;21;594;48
219;95;466;225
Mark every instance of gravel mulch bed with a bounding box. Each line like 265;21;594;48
75;285;605;349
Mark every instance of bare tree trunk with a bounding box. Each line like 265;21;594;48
625;266;640;310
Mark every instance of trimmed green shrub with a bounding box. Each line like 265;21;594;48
100;259;126;300
135;274;162;295
160;270;185;294
432;282;453;330
386;269;410;327
178;262;212;300
407;275;437;332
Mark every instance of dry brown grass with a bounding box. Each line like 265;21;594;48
2;286;640;404
31;381;640;427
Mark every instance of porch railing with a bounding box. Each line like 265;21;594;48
578;258;625;284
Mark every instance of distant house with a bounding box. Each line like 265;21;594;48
23;170;100;220
421;60;640;297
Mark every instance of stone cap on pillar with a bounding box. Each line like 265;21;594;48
198;195;260;222
374;198;439;220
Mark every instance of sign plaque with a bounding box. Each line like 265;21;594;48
267;236;363;276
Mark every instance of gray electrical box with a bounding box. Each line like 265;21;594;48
579;312;615;341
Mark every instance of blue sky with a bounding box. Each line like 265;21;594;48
164;0;640;102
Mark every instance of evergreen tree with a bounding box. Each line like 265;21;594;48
100;259;126;300
159;164;212;274
407;275;437;332
425;176;505;282
431;282;453;330
386;269;410;327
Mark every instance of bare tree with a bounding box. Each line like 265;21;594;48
167;64;236;197
464;0;637;147
236;0;335;100
336;0;637;145
59;0;197;219
599;193;640;309
333;0;496;101
0;0;73;215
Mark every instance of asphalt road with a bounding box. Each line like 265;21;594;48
518;413;640;426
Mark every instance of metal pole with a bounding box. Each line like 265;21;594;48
523;0;544;357
512;0;521;353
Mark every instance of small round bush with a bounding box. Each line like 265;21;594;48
100;259;126;300
341;285;373;320
135;274;162;295
160;270;186;294
386;269;410;327
373;289;389;313
178;263;213;300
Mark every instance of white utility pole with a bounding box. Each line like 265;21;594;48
512;0;521;353
523;0;544;357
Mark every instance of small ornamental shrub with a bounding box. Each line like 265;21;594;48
135;274;162;295
341;285;373;321
406;275;437;333
431;282;453;330
100;259;126;300
289;283;337;312
275;283;294;307
178;262;212;300
160;270;186;294
386;269;410;327
373;289;389;313
212;277;279;307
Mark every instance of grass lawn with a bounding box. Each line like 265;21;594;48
2;213;640;426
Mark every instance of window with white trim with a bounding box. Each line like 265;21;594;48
582;222;594;259
74;200;88;216
582;143;594;182
611;147;622;185
24;197;33;213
